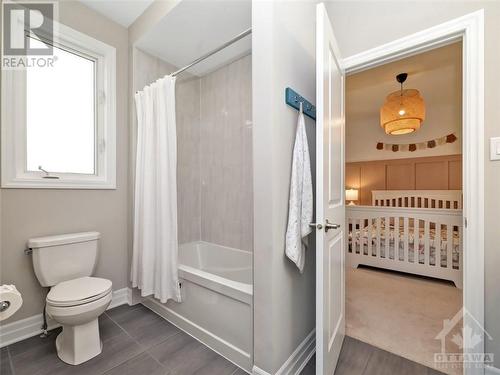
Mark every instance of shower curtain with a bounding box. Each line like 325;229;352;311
131;75;181;303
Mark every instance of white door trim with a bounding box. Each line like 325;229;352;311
342;10;484;374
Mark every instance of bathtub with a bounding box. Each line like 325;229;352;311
142;241;253;372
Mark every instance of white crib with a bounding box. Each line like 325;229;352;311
347;190;463;288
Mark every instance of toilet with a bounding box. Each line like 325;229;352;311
28;232;112;365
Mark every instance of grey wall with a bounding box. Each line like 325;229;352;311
252;1;317;372
346;42;462;162
200;55;253;252
176;77;202;245
325;0;500;367
132;48;201;246
133;50;253;251
0;1;129;323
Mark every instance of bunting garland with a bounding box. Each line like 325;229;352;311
376;133;457;153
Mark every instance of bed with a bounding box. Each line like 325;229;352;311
347;190;463;288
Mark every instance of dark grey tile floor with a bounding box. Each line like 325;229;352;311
0;305;445;375
0;304;242;375
300;336;445;375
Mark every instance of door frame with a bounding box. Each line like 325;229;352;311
342;10;484;373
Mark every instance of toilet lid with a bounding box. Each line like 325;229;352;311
47;277;112;307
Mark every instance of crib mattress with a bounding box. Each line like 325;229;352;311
348;224;460;269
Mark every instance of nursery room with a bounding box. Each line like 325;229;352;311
344;42;464;374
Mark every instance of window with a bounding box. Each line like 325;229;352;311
2;23;116;188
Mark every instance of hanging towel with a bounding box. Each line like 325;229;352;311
285;103;313;273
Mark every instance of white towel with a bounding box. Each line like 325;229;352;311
285;104;313;273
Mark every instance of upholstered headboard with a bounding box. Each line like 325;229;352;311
371;190;462;209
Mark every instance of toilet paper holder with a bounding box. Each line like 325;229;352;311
0;300;11;313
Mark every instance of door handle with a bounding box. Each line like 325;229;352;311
309;220;340;232
325;219;340;232
309;223;323;230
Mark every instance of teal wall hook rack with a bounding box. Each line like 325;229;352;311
285;87;316;121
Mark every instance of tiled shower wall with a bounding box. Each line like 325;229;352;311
199;55;253;252
177;54;253;252
133;48;202;247
176;77;201;244
134;50;253;252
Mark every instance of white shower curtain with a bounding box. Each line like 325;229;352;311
131;75;181;303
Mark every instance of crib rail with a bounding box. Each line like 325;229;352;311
347;205;463;288
372;190;462;209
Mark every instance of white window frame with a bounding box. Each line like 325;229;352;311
1;22;116;189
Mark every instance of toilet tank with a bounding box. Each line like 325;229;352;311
28;232;100;287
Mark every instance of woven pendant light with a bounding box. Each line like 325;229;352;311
380;73;425;135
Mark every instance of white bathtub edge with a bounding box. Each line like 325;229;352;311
194;240;253;255
142;297;252;372
179;265;253;304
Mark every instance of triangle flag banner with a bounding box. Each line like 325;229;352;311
376;133;457;153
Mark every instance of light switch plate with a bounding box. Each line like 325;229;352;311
490;137;500;161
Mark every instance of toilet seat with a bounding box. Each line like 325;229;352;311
47;277;112;307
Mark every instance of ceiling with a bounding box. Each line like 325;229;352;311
347;42;462;123
346;42;463;162
135;0;251;77
79;0;154;27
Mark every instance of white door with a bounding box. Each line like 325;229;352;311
315;3;345;375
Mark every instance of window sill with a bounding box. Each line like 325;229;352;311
1;176;116;189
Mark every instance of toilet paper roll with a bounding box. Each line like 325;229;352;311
0;285;23;321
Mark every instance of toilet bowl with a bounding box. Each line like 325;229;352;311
46;276;112;365
28;232;111;365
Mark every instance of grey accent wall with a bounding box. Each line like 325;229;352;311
176;77;202;244
132;48;201;245
200;55;253;252
325;0;500;367
132;51;253;251
0;1;129;323
252;1;318;372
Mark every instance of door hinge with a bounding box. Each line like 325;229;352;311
464;217;468;228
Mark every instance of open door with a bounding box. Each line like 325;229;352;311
315;3;345;374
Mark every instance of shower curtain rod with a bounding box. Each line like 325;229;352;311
171;27;252;77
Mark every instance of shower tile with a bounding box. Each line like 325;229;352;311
199;55;253;252
135;49;253;251
177;76;202;244
134;48;202;245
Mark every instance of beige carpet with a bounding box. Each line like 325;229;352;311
346;266;463;375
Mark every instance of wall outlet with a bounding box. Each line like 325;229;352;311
490;137;500;161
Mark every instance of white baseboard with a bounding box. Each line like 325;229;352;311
108;287;129;309
486;365;500;375
253;329;315;375
0;287;131;348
